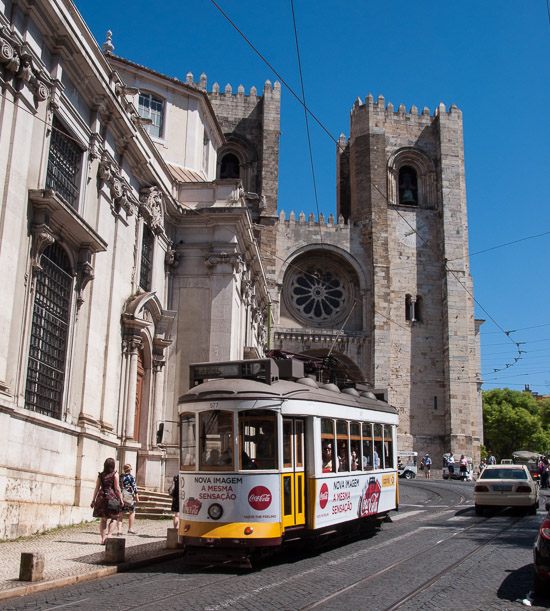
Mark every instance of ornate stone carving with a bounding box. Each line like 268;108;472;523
0;27;51;103
97;151;137;215
75;248;95;309
122;337;143;354
0;36;19;73
204;251;244;272
139;186;164;235
30;224;55;272
165;248;179;269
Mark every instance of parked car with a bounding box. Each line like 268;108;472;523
533;499;550;596
397;452;418;479
474;464;539;515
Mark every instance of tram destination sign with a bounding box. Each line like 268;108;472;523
190;359;279;386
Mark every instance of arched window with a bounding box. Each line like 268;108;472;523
405;294;422;322
25;243;73;419
405;295;414;321
138;92;164;138
140;224;154;292
415;295;423;322
398;166;418;206
220;153;240;179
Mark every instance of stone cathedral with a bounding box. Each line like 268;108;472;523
0;0;481;538
211;88;483;464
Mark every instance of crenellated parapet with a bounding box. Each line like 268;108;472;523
278;210;347;228
349;93;462;124
183;70;281;106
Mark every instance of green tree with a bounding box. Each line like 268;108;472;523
482;388;550;460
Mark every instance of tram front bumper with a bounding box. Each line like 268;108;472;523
181;521;283;548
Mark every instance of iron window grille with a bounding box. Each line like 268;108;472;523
25;243;72;419
45;117;82;208
140;224;154;291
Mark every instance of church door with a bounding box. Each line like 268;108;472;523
134;348;144;441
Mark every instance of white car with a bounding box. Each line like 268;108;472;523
473;464;539;515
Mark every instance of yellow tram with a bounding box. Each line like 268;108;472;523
176;356;399;560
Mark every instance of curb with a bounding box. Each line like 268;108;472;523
0;548;186;602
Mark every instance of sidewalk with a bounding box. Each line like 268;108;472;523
0;518;184;601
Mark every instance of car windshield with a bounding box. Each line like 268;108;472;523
480;468;527;480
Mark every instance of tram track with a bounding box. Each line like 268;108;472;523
298;510;525;611
110;484;481;611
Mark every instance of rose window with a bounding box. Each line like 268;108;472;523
285;260;353;326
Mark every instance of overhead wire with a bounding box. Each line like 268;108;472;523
204;0;538;383
9;4;537;387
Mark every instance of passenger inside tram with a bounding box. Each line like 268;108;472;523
322;441;333;472
219;448;232;466
242;450;259;469
350;443;360;471
206;449;221;465
338;441;349;472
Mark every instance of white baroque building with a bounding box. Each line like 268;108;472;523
0;0;271;538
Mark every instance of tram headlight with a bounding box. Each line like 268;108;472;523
208;503;223;520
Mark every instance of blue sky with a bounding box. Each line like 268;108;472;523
76;0;550;395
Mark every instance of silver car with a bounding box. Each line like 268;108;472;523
473;464;539;516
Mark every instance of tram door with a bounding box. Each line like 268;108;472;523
281;418;306;528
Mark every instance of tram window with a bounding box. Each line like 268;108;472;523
336;420;349;472
283;475;292;515
180;413;196;470
373;423;383;469
362;423;373;471
199;411;233;470
350;422;361;471
295;420;304;467
283;419;292;468
384;425;394;468
239;410;277;470
321;418;334;473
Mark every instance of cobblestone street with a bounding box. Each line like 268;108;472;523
1;481;549;610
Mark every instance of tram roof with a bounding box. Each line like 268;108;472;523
179;377;398;415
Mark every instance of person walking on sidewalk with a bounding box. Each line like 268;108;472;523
91;457;123;544
117;464;140;535
170;474;180;528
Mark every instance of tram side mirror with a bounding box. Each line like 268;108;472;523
156;423;164;444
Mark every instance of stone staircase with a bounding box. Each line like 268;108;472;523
135;487;173;520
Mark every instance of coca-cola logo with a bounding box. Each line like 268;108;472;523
248;486;272;511
319;483;329;509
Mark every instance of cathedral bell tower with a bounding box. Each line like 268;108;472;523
337;94;481;461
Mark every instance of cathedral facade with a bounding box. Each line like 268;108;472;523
0;0;481;539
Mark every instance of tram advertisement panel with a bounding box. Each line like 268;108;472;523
180;473;281;522
315;472;396;528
